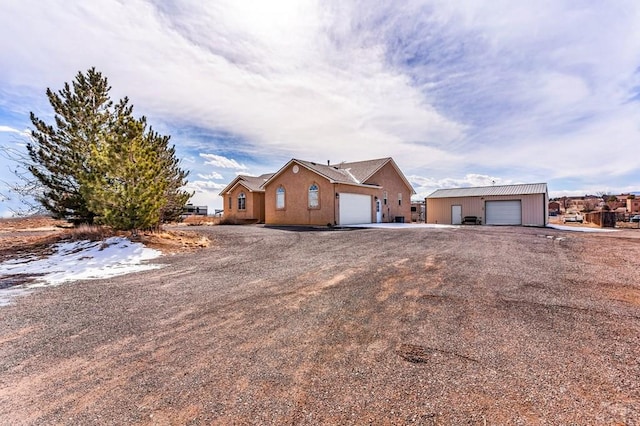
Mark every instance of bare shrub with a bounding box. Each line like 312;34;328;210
64;224;115;242
218;215;240;225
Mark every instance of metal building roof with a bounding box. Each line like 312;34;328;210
427;183;548;199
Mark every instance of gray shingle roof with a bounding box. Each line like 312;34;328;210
261;157;415;193
239;173;274;191
331;158;391;183
293;157;396;185
295;160;362;185
219;173;274;195
427;183;548;198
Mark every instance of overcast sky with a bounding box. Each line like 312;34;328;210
1;0;640;215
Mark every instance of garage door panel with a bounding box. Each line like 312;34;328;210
486;200;521;225
339;193;371;225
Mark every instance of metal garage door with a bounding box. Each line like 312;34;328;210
338;193;371;225
485;200;522;225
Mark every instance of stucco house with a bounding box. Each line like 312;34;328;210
261;157;415;226
219;173;274;223
426;183;549;227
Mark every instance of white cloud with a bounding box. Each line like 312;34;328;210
199;154;247;170
409;173;514;199
197;172;224;180
0;125;31;138
184;180;227;191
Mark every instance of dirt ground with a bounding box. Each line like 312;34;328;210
1;223;639;424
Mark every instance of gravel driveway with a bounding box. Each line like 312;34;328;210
1;224;639;424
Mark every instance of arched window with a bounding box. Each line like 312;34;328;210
308;183;319;208
276;186;285;209
238;192;246;210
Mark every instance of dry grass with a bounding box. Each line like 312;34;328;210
181;215;221;226
0;216;210;260
133;229;210;253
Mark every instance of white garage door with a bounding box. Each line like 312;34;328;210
338;193;372;225
485;200;522;225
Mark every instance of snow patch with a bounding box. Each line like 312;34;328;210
0;237;163;306
547;224;618;233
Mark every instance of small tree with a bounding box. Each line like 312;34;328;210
606;195;619;211
582;198;598;213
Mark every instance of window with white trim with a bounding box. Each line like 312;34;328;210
238;192;246;210
398;193;402;206
308;183;319;208
383;191;388;205
276;186;285;209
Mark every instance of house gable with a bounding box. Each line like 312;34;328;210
220;174;273;223
356;158;415;195
263;160;342;226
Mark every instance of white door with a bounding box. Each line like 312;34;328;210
376;199;382;223
485;200;522;225
339;193;372;225
451;205;462;225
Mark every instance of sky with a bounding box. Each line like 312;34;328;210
0;236;162;306
1;0;640;216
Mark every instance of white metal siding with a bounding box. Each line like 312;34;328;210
486;200;522;225
451;205;462;225
339;193;371;225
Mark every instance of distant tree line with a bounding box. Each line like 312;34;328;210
27;68;190;231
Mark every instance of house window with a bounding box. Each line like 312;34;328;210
276;186;285;209
238;192;246;210
228;196;232;210
308;183;319;208
398;193;402;206
383;191;388;205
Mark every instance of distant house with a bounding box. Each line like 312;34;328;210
218;173;274;223
426;183;549;227
411;201;425;222
182;203;208;216
627;197;640;214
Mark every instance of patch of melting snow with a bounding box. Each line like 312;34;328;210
547;224;618;233
0;236;163;306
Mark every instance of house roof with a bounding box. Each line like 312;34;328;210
218;173;274;195
427;183;548;199
262;157;415;193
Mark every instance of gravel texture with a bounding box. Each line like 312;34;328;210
1;224;639;424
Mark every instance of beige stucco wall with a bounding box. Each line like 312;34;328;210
627;198;640;213
366;162;412;223
265;163;338;226
426;193;548;226
264;161;414;226
223;184;265;222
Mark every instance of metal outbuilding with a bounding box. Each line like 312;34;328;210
426;183;549;226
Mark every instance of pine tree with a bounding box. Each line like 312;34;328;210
28;68;191;231
28;68;112;222
83;105;190;231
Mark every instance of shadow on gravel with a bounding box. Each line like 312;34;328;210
263;225;363;232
